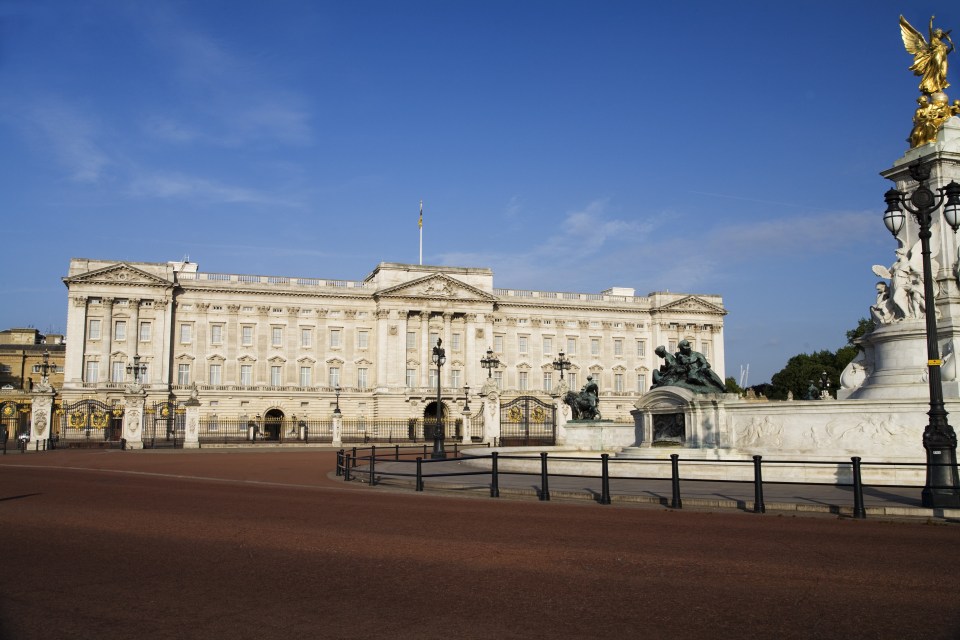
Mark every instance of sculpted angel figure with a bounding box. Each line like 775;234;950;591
900;15;954;95
872;241;929;321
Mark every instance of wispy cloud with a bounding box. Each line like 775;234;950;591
17;102;110;183
126;172;301;207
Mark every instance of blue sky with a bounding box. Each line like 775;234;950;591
1;1;957;385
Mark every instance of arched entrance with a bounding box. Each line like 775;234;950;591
423;401;448;440
263;408;284;441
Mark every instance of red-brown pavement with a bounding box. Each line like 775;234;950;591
1;449;958;640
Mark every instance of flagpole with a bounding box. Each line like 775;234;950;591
419;200;423;265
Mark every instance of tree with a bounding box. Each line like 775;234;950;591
766;319;867;400
725;376;743;395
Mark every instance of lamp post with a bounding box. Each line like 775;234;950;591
480;347;500;379
431;338;446;459
126;355;146;385
463;383;471;413
883;161;960;508
39;350;52;386
819;371;830;399
333;384;342;416
552;351;571;380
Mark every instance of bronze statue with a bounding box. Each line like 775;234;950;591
900;15;954;95
650;340;726;394
563;375;602;420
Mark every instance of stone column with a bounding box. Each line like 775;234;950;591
332;412;343;448
419;312;430;388
376;309;391;388
101;297;114;383
123;389;146;450
30;390;54;448
464;313;478;389
480;378;500;445
442;312;453;388
552;378;570;446
460;406;472;445
183;395;200;449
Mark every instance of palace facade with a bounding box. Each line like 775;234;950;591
61;258;727;423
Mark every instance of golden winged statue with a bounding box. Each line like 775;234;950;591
900;15;954;95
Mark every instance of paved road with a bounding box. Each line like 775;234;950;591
1;449;958;639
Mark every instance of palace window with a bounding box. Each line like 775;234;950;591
139;321;151;342
518;371;528;391
114;321;126;341
543;372;553;392
543;337;553;355
568;372;578;390
240;364;253;386
299;366;311;387
111;361;124;383
177;364;190;386
637;340;646;358
407;332;416;350
270;366;282;386
211;324;224;344
566;337;577;355
493;370;503;389
301;328;313;347
329;366;340;387
637;373;648;393
208;364;222;385
88;319;101;341
406;368;416;387
241;325;254;346
357;367;368;390
358;330;370;349
518;336;528;354
451;369;461;389
614;339;623;356
84;360;98;383
451;333;461;351
330;329;342;348
614;373;624;392
271;327;283;347
180;324;192;344
591;338;600;356
494;335;504;353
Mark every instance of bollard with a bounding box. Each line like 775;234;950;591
491;451;500;498
395;444;400;461
416;457;424;491
369;446;377;486
600;454;611;505
423;444;428;459
351;447;358;468
540;452;551;501
453;442;459;458
670;454;682;509
304;425;309;444
344;454;352;482
336;449;344;476
121;438;127;451
752;455;766;514
851;457;866;519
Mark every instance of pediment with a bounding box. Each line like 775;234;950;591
655;296;726;316
376;274;497;302
64;263;173;288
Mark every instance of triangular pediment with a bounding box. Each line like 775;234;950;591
655;296;726;316
64;263;172;287
376;274;497;302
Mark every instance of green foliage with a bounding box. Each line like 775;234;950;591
766;319;870;400
724;376;743;395
845;317;875;349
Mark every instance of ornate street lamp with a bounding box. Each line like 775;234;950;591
333;384;342;416
883;161;960;508
431;338;446;459
552;351;571;380
39;350;52;386
463;383;471;413
126;355;146;384
480;347;500;379
819;371;830;398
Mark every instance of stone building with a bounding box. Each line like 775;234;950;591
0;328;65;393
60;258;727;423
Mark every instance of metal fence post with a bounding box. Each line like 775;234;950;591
416;457;424;492
369;446;377;486
752;455;765;514
600;454;612;505
670;454;682;509
491;451;500;498
336;449;344;476
344;454;352;482
540;452;550;501
851;456;866;519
